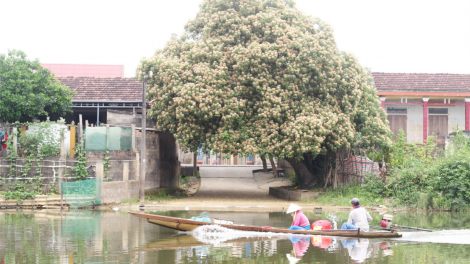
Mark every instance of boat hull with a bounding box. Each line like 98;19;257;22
130;212;402;238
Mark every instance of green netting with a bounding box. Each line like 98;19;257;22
61;211;98;240
61;178;101;207
85;127;132;152
120;127;132;151
85;128;106;152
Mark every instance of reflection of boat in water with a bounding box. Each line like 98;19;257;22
138;235;281;252
130;212;401;238
139;235;207;251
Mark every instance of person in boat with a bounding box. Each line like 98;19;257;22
341;198;372;232
286;203;311;230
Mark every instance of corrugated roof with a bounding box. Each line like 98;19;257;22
372;72;470;92
58;77;142;102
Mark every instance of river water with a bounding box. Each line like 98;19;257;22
1;209;470;263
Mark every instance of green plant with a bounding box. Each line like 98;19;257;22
0;50;74;123
18;121;63;157
314;182;385;207
103;151;111;178
71;140;88;180
286;170;297;185
49;185;59;194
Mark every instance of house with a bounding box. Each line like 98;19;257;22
59;76;143;125
372;72;470;143
41;64;143;125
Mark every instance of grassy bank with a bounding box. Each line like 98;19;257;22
309;130;470;211
305;183;386;207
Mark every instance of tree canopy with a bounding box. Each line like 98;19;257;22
138;0;392;186
0;50;74;123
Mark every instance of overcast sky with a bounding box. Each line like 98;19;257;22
1;0;469;77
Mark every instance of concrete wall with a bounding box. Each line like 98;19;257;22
0;157;94;192
135;131;179;189
199;165;266;178
101;180;139;204
107;110;180;189
86;151;138;181
407;104;423;143
448;104;465;133
107;109;156;128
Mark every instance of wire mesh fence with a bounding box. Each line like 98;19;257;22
61;178;101;207
85;127;133;152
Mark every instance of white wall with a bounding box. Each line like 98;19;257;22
448;105;465;133
26;123;71;155
407;104;424;143
387;103;466;144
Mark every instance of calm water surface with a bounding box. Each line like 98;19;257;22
1;209;470;263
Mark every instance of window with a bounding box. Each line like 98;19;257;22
387;107;407;114
429;108;448;115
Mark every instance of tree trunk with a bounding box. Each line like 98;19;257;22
285;158;316;188
269;156;278;177
193;152;197;177
260;155;268;172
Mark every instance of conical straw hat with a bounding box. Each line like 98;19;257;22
286;203;302;214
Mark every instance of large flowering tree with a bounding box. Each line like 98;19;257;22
138;0;392;187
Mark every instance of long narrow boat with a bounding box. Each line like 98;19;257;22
129;212;402;238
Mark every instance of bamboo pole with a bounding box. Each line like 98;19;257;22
70;126;76;158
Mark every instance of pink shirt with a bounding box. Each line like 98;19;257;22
293;239;310;257
292;210;310;227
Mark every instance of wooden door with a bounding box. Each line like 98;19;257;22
428;115;448;141
387;115;407;141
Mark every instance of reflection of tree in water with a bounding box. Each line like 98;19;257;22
0;211;97;263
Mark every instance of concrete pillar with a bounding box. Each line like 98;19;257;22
193;152;197;177
58;128;66;193
123;162;129;199
131;124;136;151
79;114;83;146
94;212;103;252
59;128;66;159
423;98;429;142
380;97;386;110
465;99;470;131
96;161;103;204
135;152;140;182
12;127;17;155
122;214;129;252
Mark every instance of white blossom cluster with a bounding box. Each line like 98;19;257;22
137;0;392;159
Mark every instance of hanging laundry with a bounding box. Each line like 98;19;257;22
0;130;5;145
3;133;7;149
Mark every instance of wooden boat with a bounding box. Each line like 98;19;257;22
129;212;402;238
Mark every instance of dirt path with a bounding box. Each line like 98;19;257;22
117;172;353;212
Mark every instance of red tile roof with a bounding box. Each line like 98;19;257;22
372;72;470;92
58;77;142;102
42;64;124;78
